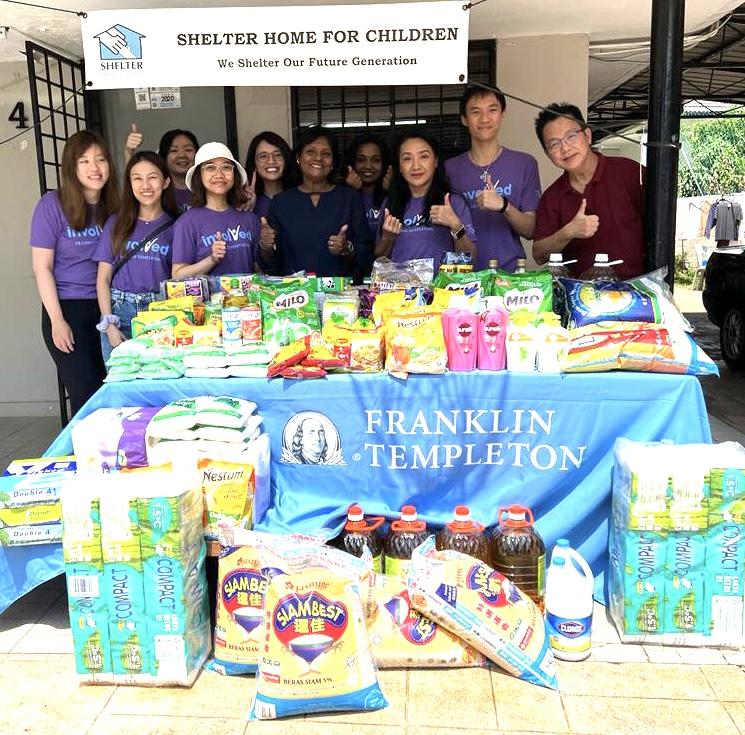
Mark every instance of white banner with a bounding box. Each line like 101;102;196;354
81;2;470;90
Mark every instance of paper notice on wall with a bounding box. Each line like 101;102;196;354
134;87;151;110
149;88;181;109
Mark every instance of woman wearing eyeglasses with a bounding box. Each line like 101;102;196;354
171;142;261;277
243;131;297;218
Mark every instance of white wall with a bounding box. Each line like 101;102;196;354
0;61;59;416
234;86;292;164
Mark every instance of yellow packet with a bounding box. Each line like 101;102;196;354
197;458;254;540
190;324;222;346
131;311;181;345
371;287;425;327
368;574;485;668
149;296;196;324
0;502;62;527
385;311;447;375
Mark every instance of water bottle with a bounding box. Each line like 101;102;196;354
435;505;490;563
545;539;594;661
490;505;545;609
384;505;428;579
331;503;385;573
580;253;622;282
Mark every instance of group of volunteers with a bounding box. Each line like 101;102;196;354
29;85;646;416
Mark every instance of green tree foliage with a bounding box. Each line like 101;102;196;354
679;116;745;197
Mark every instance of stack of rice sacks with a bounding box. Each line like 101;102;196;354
60;468;210;685
609;438;745;645
145;396;270;530
104;337;185;382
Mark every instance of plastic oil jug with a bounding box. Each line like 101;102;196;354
546;253;576;325
435;505;490;563
536;313;570;374
545;539;594;661
580;253;623;282
384;505;428;579
332;503;385;573
490;504;546;609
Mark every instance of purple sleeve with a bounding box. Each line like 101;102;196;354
92;215;117;264
519;155;542;213
29;192;62;249
171;214;198;264
452;193;477;244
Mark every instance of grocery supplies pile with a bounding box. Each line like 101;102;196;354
609;438;745;646
101;255;717;381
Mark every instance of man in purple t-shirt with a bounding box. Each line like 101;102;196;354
445;86;541;272
532;103;645;280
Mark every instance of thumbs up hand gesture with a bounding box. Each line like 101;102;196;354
210;231;227;263
567;199;600;239
475;173;504;211
125;122;143;154
259;217;276;251
430;193;460;230
328;224;350;256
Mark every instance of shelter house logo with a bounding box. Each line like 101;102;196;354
94;25;146;61
281;411;346;465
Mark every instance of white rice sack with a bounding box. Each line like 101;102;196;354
224;343;272;366
147;399;199;438
194;396;256;428
183;347;228;369
195;416;263;443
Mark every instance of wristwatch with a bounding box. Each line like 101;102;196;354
345;241;355;257
498;196;509;214
451;225;467;241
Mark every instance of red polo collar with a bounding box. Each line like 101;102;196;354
557;152;607;195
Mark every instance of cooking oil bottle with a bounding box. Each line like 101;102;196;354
490;504;546;610
384;505;428;579
332;503;385;572
435;505;489;563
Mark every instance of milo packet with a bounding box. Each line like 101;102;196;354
259;280;320;348
488;270;553;319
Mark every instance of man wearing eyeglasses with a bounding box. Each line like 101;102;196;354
532;103;645;280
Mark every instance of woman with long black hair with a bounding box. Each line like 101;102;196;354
94;151;177;364
376;131;477;264
30;131;120;415
344;133;392;231
243;131;297;218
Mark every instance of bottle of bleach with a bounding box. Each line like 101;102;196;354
545;539;593;661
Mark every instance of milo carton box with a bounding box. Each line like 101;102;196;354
620;530;667;635
663;532;706;636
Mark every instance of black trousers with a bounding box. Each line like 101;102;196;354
41;299;105;418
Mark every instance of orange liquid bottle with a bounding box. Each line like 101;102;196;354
435;505;489;563
384;505;428;579
331;503;385;573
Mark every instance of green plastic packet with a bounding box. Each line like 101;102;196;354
259;279;320;347
487;269;553;318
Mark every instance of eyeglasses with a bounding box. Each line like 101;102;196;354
256;152;284;163
545;129;585;154
203;163;234;175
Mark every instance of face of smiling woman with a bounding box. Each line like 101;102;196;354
398;137;436;197
255;140;285;183
76;144;110;200
298;136;334;187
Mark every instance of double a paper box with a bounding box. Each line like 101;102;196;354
664;532;706;638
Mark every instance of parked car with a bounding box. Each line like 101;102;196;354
703;245;745;369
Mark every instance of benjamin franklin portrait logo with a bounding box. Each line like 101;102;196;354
281;411;346;465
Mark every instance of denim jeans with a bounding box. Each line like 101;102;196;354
101;290;158;366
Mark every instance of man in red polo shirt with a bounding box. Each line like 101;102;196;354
532;103;645;280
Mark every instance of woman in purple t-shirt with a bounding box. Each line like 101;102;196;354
243;131;297;219
30;131;120;416
172;142;260;278
376;132;477;265
344;133;393;232
94;151;177;364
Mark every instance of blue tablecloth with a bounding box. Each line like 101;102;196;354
0;371;712;613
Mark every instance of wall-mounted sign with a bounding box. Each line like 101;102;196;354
134;87;182;110
81;2;469;90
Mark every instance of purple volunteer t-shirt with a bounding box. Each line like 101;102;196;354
254;193;274;219
93;213;175;294
173;187;192;215
361;189;382;231
445;148;541;272
378;193;476;264
29;191;103;299
172;205;260;275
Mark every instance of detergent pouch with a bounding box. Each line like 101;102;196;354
259;280;320;348
368;573;486;668
407;537;558;689
249;539;387;720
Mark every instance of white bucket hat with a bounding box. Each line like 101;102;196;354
185;141;247;191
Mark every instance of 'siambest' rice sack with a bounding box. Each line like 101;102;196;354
407;537;558;689
368;573;485;668
249;540;386;720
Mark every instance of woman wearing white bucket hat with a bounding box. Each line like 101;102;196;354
171;142;261;277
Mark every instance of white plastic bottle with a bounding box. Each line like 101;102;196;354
545;539;594;661
536;313;570;374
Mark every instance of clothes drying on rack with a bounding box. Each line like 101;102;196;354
704;196;742;241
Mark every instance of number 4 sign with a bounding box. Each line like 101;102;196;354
8;101;28;128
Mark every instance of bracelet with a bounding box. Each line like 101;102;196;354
451;225;466;241
498;196;509;214
96;314;121;332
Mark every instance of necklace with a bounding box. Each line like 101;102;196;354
469;146;503;186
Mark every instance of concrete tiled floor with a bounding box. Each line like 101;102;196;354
1;289;745;734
